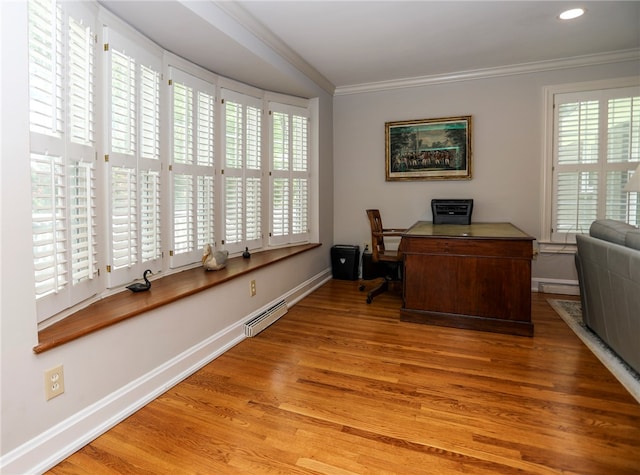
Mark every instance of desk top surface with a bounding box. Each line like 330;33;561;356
404;222;533;239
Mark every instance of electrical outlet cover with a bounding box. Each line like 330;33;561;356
44;365;65;400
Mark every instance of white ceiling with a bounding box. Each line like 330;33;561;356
100;1;640;97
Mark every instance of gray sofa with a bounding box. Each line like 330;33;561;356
575;219;640;374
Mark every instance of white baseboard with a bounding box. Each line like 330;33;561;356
1;269;331;475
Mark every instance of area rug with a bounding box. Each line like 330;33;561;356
547;299;640;404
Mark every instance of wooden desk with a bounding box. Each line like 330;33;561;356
400;222;534;336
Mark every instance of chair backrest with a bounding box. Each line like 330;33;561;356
366;209;386;262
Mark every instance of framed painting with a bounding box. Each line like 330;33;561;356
385;116;472;181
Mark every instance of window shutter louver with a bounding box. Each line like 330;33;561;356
271;178;289;237
139;65;162;264
608;97;640;163
246;106;261;170
140;170;161;262
292;115;307;172
197;176;215;249
197;92;215;167
68;15;94;146
173;173;194;255
292;178;308;235
140;65;160;161
69;162;96;285
245;177;261;241
224;176;243;244
111;167;138;269
28;0;64;137
110;49;137;156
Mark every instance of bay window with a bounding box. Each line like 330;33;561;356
27;0;315;324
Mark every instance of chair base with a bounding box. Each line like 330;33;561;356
360;276;400;304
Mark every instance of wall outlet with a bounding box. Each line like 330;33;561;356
44;365;65;401
363;243;369;253
250;279;256;297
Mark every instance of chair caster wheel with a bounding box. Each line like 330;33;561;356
359;284;365;291
366;297;372;304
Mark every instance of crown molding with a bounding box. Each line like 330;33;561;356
213;0;335;96
335;49;640;96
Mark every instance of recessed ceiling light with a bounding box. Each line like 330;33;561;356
559;8;586;20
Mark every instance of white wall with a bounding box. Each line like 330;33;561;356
333;59;640;283
0;2;334;473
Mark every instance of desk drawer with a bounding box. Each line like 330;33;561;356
401;237;532;259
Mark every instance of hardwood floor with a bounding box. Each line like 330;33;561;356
47;280;640;474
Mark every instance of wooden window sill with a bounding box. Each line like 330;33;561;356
34;243;321;354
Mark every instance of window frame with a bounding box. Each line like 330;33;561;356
541;77;640;251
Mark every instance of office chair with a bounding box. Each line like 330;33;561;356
361;209;406;304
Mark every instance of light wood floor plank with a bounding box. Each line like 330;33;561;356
47;280;640;474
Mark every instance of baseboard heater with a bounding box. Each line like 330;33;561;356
538;282;580;296
244;300;288;337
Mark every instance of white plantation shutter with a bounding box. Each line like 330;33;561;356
31;152;68;297
222;89;263;254
139;65;162;264
69;161;96;285
269;103;310;245
141;170;161;262
68;15;94;145
292;177;308;235
224;175;242;245
271;177;289;238
552;86;640;242
29;0;99;321
169;68;215;267
197;175;215;249
173;174;193;255
105;28;162;286
28;0;63;137
66;6;98;303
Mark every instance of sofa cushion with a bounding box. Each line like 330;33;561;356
589;219;638;245
626;229;640;251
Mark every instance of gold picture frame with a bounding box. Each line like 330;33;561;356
385;115;472;181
